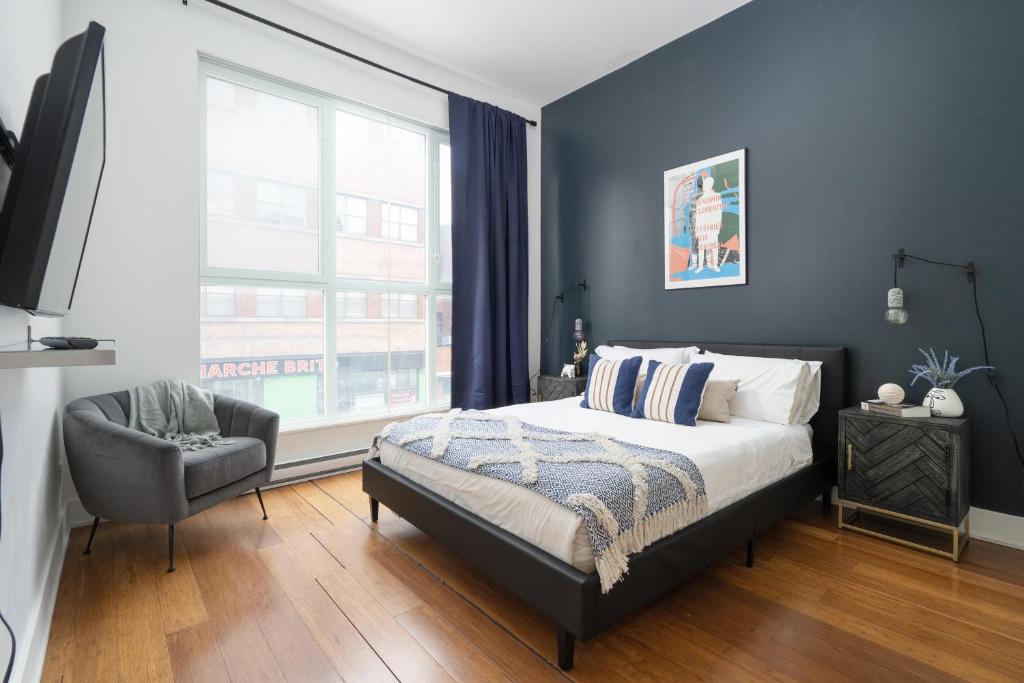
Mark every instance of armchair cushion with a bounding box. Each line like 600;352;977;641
183;437;267;499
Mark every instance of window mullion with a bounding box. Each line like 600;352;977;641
425;130;439;406
322;101;338;421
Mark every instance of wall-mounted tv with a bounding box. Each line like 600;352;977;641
0;21;106;317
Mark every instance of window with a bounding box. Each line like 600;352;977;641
204;75;320;275
336;195;367;235
255;288;309;318
207;172;235;217
202;285;236;317
256;181;308;228
384;293;420;319
201;63;452;426
384;204;420;243
337;291;367;319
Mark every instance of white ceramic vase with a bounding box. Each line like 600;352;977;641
923;387;964;418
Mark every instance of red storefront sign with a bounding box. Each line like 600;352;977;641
201;356;326;379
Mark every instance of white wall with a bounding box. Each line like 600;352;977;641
0;1;71;680
59;0;542;487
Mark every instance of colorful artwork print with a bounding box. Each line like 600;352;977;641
664;149;746;289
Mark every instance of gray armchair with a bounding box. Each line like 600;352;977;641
63;391;279;572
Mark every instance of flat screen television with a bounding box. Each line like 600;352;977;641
0;21;106;317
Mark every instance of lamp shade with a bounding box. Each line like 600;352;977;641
885;287;908;325
573;318;585;342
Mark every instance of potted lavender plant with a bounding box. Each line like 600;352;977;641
909;348;992;417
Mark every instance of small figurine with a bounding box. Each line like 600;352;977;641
560;363;575;378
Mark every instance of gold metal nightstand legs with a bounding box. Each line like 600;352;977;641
838;499;970;561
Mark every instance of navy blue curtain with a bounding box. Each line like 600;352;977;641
448;94;529;409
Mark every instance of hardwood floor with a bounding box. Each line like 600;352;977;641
41;471;1024;682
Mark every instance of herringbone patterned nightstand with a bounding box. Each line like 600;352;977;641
537;374;587;402
837;407;970;560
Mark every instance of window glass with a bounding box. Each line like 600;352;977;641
200;285;325;422
203;285;235;316
337;291;367;319
336;195;368;235
435;294;452;404
439;143;452;285
336;110;426;282
207;171;235;217
202;68;450;425
205;77;320;274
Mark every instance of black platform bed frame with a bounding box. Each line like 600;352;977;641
363;341;847;671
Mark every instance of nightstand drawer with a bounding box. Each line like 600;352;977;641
840;415;953;524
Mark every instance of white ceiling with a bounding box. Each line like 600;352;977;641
282;0;750;106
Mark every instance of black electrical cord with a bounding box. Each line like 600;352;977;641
532;282;588;397
529;292;566;396
897;250;1024;474
0;419;15;683
970;278;1024;471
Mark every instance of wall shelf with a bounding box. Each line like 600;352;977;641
0;348;116;370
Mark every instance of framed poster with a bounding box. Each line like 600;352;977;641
664;149;746;289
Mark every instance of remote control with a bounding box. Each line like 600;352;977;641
39;336;99;350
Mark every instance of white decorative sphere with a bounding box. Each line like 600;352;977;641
877;383;905;405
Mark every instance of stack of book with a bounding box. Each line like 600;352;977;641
860;399;931;418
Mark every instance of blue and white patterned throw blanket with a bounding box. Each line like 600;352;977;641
379;409;708;592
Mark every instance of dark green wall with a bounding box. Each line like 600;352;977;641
540;0;1024;515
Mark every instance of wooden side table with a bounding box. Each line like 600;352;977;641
837;407;970;560
538;374;587;402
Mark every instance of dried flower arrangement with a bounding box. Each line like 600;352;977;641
909;348;992;389
572;340;588;374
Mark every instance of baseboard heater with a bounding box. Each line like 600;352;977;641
268;449;367;488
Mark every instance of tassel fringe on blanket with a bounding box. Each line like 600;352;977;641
381;409;708;592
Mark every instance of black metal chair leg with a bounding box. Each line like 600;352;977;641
83;516;100;555
370;497;379;523
167;524;176;573
556;628;575;671
255;487;269;520
745;538;755;568
822;486;832;515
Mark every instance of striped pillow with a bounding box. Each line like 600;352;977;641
631;360;715;426
579;354;642;416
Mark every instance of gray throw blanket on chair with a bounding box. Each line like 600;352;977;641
379;409;709;592
129;379;225;450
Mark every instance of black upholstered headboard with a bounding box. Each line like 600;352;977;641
606;341;848;461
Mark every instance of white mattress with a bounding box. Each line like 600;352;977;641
377;397;813;572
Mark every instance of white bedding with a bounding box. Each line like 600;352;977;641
377;397;813;572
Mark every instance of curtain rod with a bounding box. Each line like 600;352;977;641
182;0;538;127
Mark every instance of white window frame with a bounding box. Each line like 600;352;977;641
199;59;452;431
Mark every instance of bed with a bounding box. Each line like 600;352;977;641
362;341;847;670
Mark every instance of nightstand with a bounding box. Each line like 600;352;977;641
537;374;587;401
837;407;970;560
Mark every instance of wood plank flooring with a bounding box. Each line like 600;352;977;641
41;471;1024;682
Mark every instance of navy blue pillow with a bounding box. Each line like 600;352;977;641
579;353;642;416
631;360;715;426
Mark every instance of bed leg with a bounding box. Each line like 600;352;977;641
822;486;832;515
745;538;755;568
556;628;575;671
369;497;379;523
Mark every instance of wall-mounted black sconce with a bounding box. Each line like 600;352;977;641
885;248;1021;477
885;248;975;325
544;279;588;346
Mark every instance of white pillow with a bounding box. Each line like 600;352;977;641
595;345;698;366
794;360;823;424
596;345;701;404
701;352;812;425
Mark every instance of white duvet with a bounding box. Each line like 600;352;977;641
377;397;813;572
